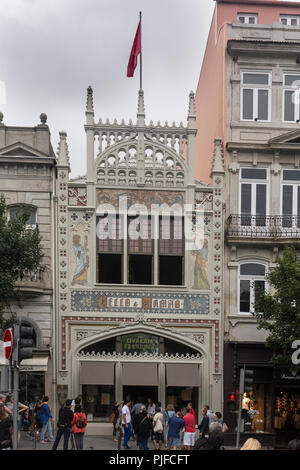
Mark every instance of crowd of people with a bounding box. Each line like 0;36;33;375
111;398;230;450
1;392;300;451
0;393;87;450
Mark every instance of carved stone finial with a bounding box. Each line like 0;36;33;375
188;91;196;124
57;131;70;169
40;113;47;124
211;137;225;175
137;89;145;126
86;85;94;124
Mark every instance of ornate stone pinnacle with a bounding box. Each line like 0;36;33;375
57;131;70;168
188;91;196;119
211;137;225;174
137;89;145;126
86;85;94;114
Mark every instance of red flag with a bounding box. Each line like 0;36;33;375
127;20;141;77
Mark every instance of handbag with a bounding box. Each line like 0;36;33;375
109;412;116;423
222;422;229;433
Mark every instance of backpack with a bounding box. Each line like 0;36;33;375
76;413;85;429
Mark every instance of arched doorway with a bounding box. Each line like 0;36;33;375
74;328;205;423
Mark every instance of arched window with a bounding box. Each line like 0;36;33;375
8;205;37;228
239;262;266;314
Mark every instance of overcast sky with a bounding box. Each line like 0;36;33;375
1;0;212;177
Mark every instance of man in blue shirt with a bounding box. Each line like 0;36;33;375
167;411;184;450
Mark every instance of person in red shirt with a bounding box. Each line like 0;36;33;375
187;402;195;417
183;407;196;450
71;404;87;450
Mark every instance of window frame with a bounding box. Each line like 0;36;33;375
282;73;300;123
8;204;37;229
281;170;300;225
238;262;267;315
280;15;300;26
240;71;271;123
237;13;258;25
239;168;269;220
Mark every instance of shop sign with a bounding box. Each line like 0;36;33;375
122;333;159;355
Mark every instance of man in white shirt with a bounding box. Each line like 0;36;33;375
122;399;132;449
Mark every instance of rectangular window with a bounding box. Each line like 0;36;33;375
238;13;258;24
241;72;271;122
128;216;153;285
283;74;300;122
128;255;152;284
9;206;37;227
96;215;123;283
280;15;300;26
282;171;300;229
159;217;184;285
240;169;268;227
239;263;266;314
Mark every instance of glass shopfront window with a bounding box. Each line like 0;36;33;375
166;387;198;419
237;367;273;434
19;373;45;406
241;384;272;433
82;384;115;422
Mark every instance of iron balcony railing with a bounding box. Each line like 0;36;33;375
226;214;300;238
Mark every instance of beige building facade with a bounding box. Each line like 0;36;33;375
0;112;56;406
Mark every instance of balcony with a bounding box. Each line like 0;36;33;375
15;267;52;296
226;215;300;245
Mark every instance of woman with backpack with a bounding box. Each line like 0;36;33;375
71;404;87;450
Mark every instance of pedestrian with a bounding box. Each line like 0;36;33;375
198;406;209;438
132;405;144;448
71;404;87;450
195;422;225;450
146;398;155;417
165;404;175;423
39;396;54;443
121;399;132;449
112;401;122;442
135;407;152;450
186;402;195;417
21;408;31;431
152;406;164;450
52;399;74;450
71;395;82;413
183;405;196;450
30;395;43;439
204;405;215;426
167;411;184;450
287;439;300;450
6;395;28;442
0;394;11;417
132;397;145;416
0;406;12;450
240;438;261;450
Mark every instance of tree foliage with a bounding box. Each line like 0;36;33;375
253;246;300;371
0;194;44;332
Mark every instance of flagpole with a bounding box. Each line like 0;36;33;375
139;11;142;90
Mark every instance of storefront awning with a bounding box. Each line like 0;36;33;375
20;355;49;372
122;363;158;386
80;361;115;385
166;364;200;387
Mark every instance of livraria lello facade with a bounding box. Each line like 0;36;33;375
54;87;225;429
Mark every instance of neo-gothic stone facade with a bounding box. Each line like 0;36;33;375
54;87;225;426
